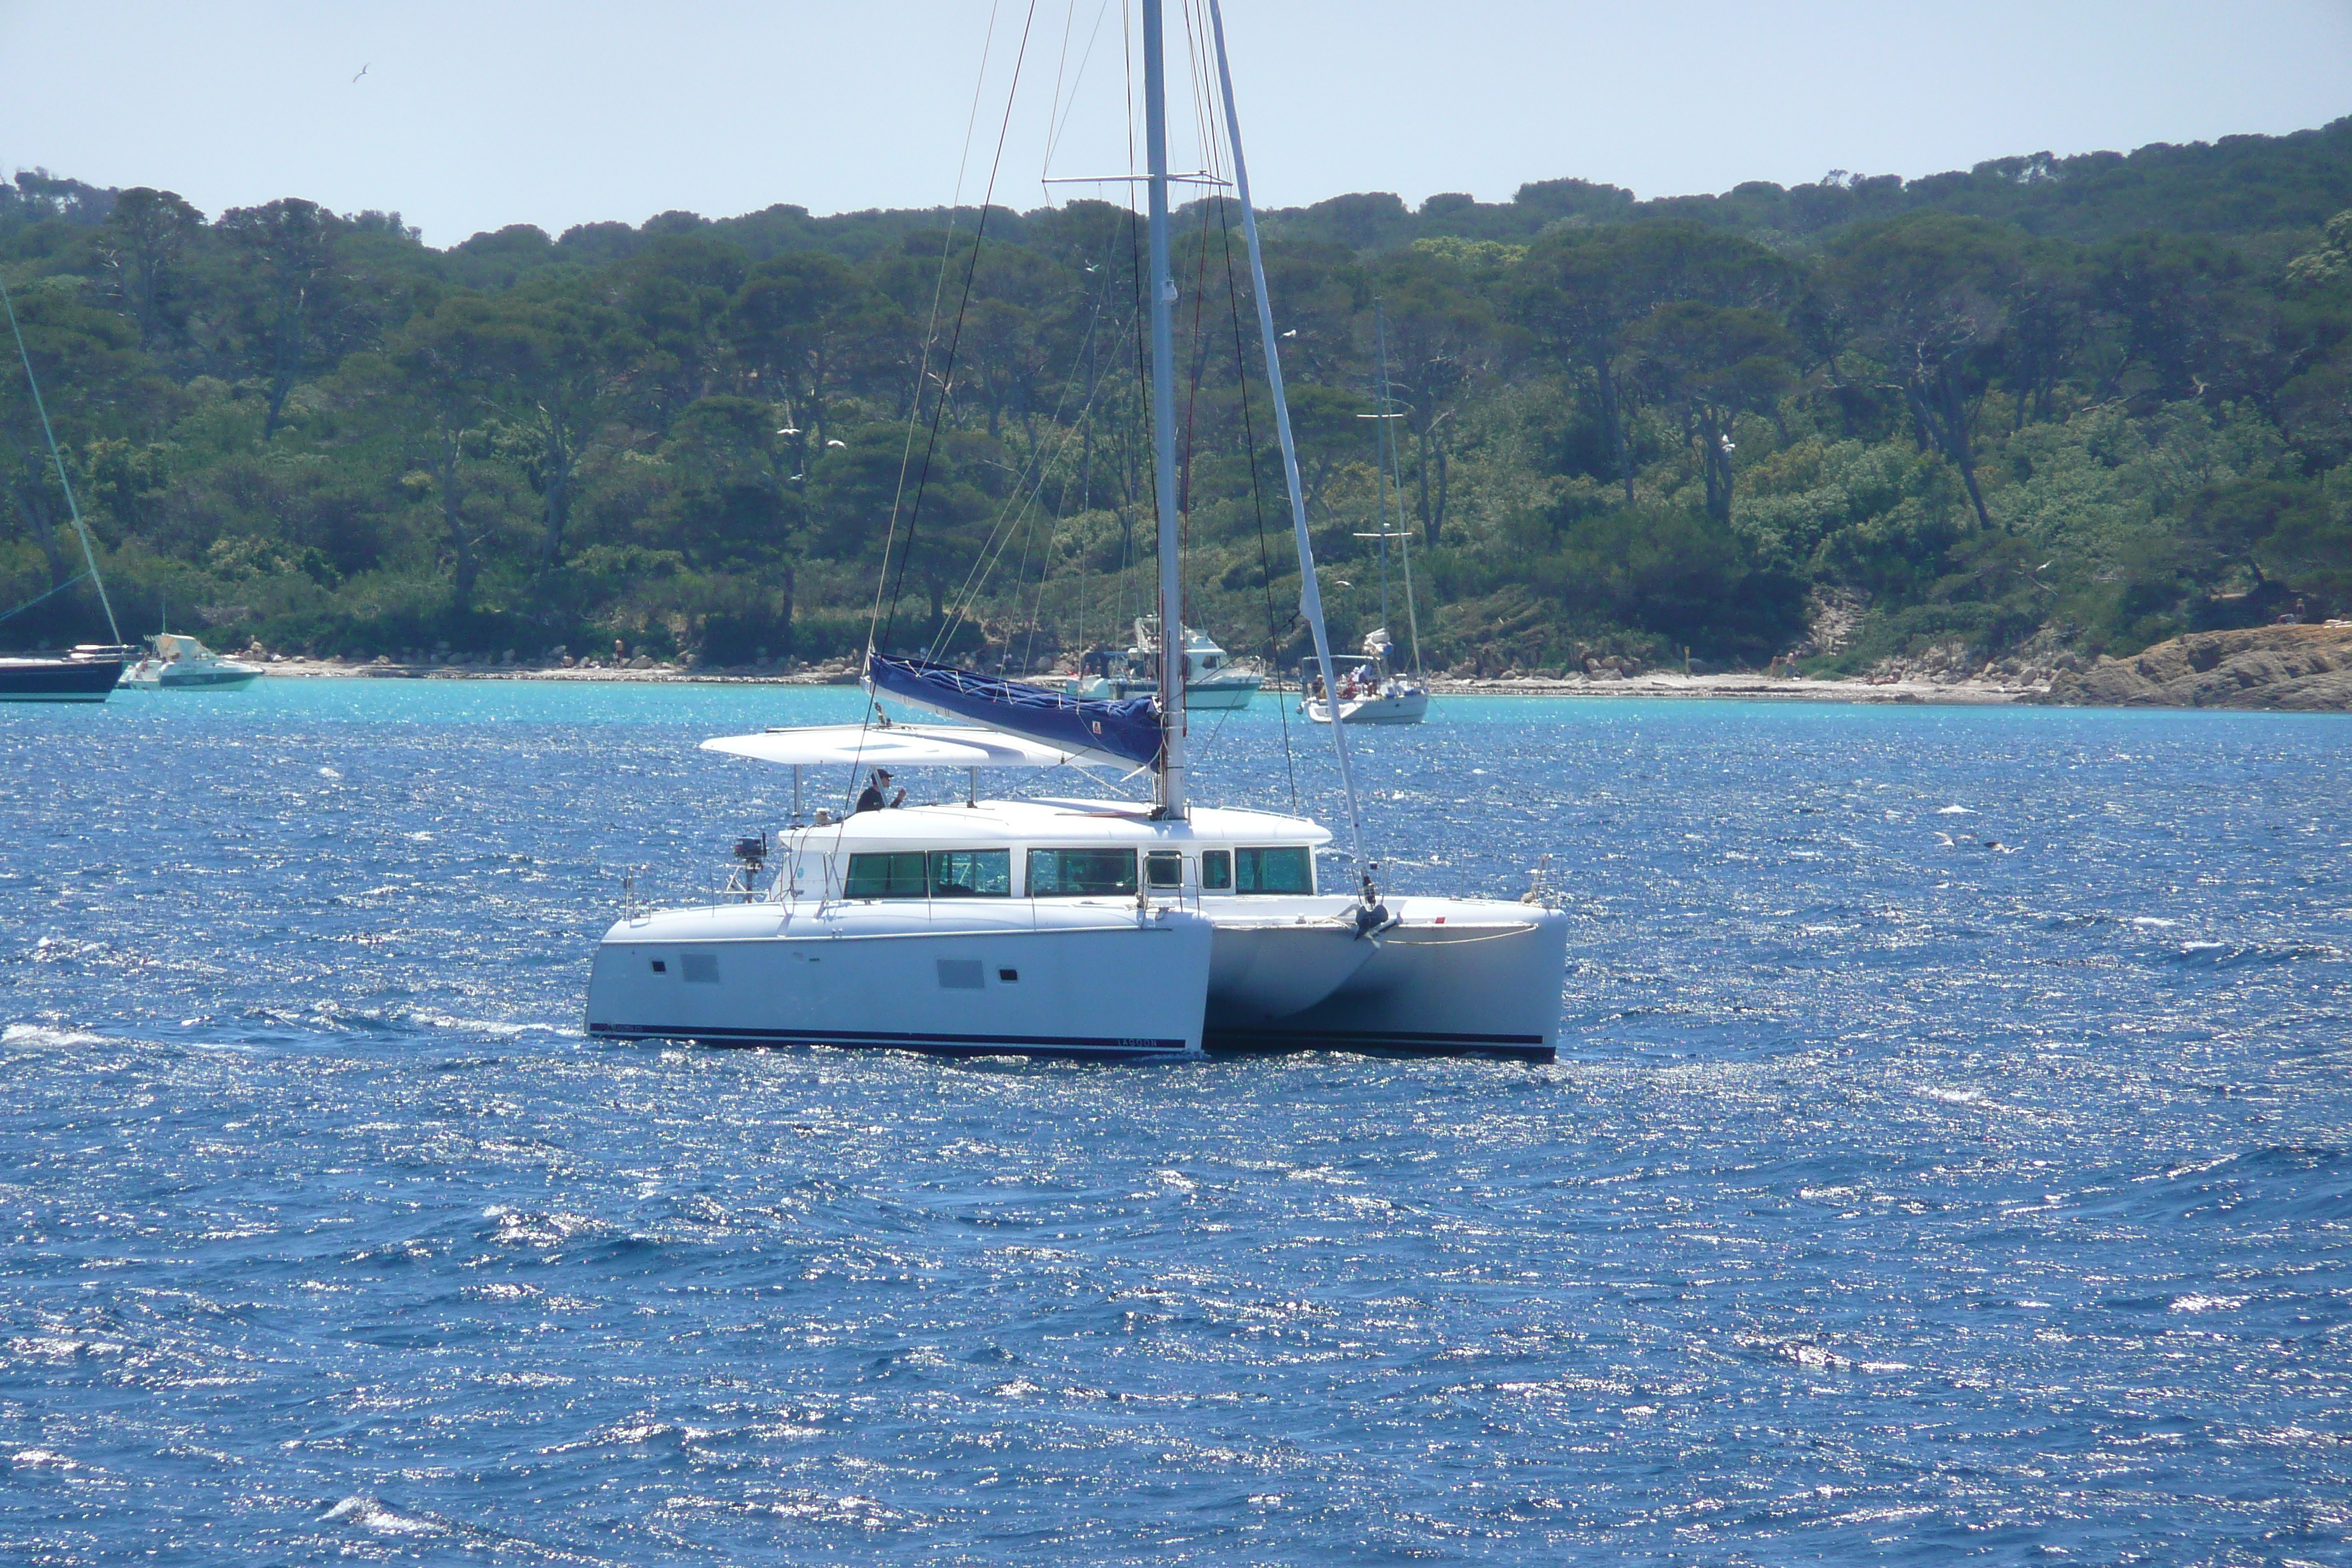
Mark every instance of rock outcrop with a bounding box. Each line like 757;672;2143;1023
2040;625;2352;712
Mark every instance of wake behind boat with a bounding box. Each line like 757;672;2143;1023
583;0;1567;1063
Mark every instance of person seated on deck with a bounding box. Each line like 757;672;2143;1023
855;768;906;813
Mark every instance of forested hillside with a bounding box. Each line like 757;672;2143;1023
6;118;2352;674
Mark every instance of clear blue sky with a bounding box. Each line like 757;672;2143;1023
4;1;2349;246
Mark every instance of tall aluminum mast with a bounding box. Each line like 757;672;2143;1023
1373;300;1424;678
1141;0;1186;817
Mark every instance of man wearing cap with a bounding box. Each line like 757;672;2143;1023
855;768;906;813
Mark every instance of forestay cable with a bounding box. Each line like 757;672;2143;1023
1203;0;1374;894
1;271;121;646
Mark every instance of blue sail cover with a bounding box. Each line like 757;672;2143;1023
866;653;1163;769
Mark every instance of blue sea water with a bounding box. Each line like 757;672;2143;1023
1;679;2347;1566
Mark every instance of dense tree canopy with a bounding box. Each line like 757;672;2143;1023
6;118;2352;674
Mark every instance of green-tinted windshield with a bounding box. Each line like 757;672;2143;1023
1027;848;1138;897
843;851;930;899
1235;845;1313;894
843;849;1011;897
930;849;1011;897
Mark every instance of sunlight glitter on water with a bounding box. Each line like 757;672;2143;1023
0;682;2346;1564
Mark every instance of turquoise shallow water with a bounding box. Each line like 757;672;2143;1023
1;679;2348;1564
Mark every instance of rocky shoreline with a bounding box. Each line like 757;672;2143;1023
2037;624;2352;712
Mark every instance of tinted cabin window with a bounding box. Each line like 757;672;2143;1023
930;849;1011;897
1027;848;1137;897
1235;845;1313;894
844;851;929;899
1200;850;1232;890
1145;851;1183;889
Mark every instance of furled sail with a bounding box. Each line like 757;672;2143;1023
866;652;1161;769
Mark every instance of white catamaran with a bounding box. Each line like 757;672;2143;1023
583;0;1567;1062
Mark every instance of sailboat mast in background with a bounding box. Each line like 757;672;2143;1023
1373;301;1424;679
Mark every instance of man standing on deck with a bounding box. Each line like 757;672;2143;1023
856;769;905;813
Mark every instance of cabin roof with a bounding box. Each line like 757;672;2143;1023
788;797;1330;848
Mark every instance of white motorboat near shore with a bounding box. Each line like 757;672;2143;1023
123;633;263;690
1067;619;1263;710
583;0;1567;1064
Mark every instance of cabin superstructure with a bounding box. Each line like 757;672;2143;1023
769;799;1327;907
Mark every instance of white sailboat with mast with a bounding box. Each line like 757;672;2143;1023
583;0;1566;1060
1307;299;1430;725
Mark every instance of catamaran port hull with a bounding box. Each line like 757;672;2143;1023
585;900;1214;1060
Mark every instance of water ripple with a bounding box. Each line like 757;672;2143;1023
0;684;2345;1563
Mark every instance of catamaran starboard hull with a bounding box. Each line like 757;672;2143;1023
1206;901;1569;1062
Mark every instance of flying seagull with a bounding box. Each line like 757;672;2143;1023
353;63;369;83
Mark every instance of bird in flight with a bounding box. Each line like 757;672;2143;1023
353;63;369;83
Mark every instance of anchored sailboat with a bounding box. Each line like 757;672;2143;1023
1308;300;1429;725
583;0;1567;1061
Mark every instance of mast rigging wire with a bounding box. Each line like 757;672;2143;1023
868;0;1039;662
1212;184;1302;814
1204;0;1376;887
836;0;1030;830
1;272;122;647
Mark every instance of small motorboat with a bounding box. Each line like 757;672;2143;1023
123;633;263;691
1069;619;1263;710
